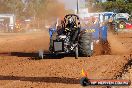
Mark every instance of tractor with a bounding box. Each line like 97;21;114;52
39;14;93;59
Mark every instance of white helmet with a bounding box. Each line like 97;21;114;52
68;17;74;24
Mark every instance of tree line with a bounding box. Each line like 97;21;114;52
88;0;132;15
0;0;66;20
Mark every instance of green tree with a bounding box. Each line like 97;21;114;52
93;1;132;14
0;0;66;23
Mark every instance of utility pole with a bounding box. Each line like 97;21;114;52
77;0;79;14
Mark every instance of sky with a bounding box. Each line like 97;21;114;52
22;0;85;10
58;0;85;10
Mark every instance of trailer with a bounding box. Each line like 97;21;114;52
0;14;15;32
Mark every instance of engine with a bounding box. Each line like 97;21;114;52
56;32;71;53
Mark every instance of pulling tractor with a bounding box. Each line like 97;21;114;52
39;14;93;59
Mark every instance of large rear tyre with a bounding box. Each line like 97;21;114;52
79;32;93;57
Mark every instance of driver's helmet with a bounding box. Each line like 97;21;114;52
68;17;74;24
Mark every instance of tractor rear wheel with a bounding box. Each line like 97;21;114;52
79;32;93;57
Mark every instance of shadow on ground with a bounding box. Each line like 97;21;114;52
12;52;65;59
0;75;79;84
0;52;76;59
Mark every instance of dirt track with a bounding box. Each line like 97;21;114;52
0;31;131;88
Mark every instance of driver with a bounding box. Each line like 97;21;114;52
65;17;80;44
66;17;75;28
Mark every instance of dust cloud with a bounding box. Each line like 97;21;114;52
44;0;66;24
108;32;130;55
